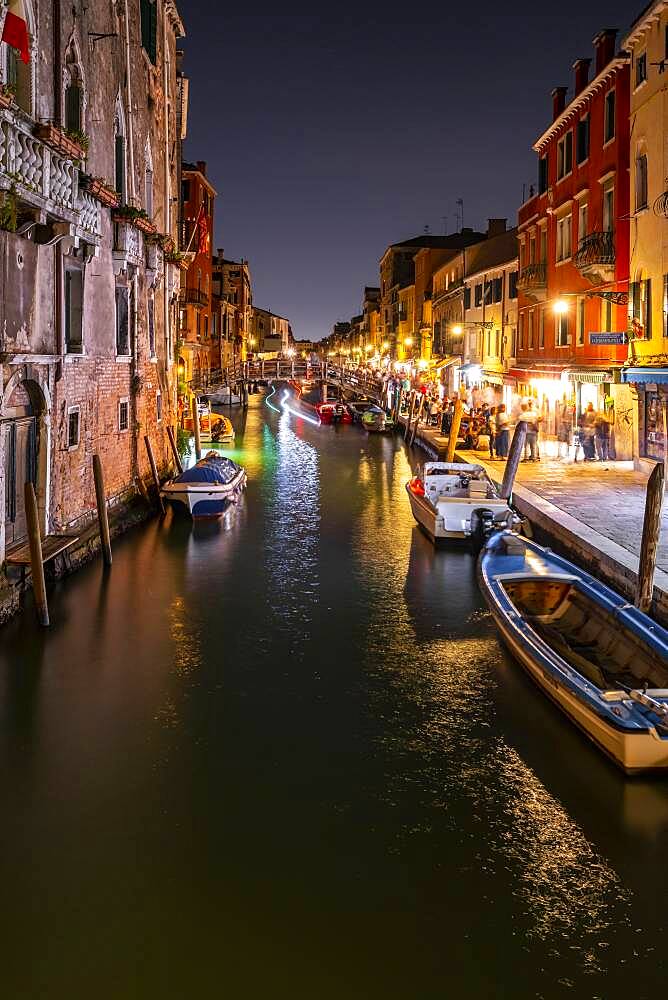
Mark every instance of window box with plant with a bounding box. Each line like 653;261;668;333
112;204;157;235
34;123;89;162
80;174;120;209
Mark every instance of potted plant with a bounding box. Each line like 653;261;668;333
34;123;88;161
111;204;157;235
80;174;120;209
165;249;190;270
0;82;16;110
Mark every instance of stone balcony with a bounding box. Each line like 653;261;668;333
574;231;615;286
517;260;547;302
0;110;101;249
112;219;143;275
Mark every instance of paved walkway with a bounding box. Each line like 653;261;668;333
457;451;668;575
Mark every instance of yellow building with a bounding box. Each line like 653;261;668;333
623;3;668;468
397;284;415;363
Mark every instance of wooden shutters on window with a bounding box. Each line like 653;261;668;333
65;84;82;133
116;285;130;356
65;267;84;353
141;0;158;63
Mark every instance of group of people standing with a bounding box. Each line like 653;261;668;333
360;365;614;464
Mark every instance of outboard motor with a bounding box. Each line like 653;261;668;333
471;508;495;550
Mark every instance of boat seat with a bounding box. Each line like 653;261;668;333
536;624;607;688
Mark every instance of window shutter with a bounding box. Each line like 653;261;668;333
115;135;125;197
65;268;84;352
65;84;82;133
141;0;157;63
645;278;652;339
116;286;129;355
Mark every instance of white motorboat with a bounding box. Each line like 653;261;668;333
162;452;247;518
406;462;515;544
208;386;241;406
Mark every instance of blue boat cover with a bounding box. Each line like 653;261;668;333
175;456;241;486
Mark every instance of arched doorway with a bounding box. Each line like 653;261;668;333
2;378;46;551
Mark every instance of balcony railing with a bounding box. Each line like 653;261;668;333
180;287;209;307
574;231;615;269
0;115;78;213
517;261;546;289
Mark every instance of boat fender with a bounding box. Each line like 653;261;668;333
410;477;425;496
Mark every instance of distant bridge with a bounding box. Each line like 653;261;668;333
188;360;385;406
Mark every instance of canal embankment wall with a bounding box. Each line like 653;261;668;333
399;416;668;627
0;484;163;627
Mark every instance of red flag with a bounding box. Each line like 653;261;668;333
197;212;210;256
2;2;30;64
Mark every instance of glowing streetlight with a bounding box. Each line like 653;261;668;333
286;348;296;358
382;341;389;350
418;359;429;370
404;337;413;348
365;344;373;353
553;298;569;315
452;325;464;336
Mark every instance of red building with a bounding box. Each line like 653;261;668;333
179;161;216;385
516;29;631;452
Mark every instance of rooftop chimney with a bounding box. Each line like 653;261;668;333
196;160;207;176
487;218;507;238
593;29;618;75
573;57;591;96
552;86;568;120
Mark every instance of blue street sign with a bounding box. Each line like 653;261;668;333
589;332;628;345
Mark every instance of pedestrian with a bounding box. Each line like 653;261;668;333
594;408;611;462
495;404;510;459
429;396;440;427
557;398;573;460
525;399;540;462
582;403;597;460
441;401;453;436
487;406;497;459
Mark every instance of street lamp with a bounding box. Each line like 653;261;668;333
404;337;413;347
452;325;464;336
286;347;296;358
553;298;569;315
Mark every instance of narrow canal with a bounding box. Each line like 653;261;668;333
1;388;667;999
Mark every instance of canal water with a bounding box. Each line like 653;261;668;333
1;388;667;999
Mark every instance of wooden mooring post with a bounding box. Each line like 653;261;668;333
25;482;49;627
500;421;528;500
404;392;417;440
636;462;665;613
166;425;183;474
446;398;464;463
410;395;425;447
144;436;166;515
93;455;112;568
191;396;202;460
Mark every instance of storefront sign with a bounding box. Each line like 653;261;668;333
589;332;628;345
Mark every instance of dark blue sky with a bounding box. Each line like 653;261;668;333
183;7;637;340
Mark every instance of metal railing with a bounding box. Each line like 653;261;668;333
574;231;615;268
180;287;209;307
517;260;547;289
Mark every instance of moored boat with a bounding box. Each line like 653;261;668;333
210;414;235;445
478;530;668;773
361;405;392;432
406;462;515;544
162;452;247;519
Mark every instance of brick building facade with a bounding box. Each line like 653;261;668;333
0;0;184;603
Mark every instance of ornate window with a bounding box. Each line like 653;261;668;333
144;141;153;219
114;93;127;202
2;0;36;115
63;39;85;134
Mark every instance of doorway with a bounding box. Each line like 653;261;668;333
3;381;40;552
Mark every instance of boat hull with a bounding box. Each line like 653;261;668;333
406;482;512;542
478;533;668;774
162;468;247;518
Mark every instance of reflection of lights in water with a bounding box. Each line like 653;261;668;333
265;384;281;414
264;408;320;638
346;442;628;974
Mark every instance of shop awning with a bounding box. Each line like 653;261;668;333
431;356;460;370
508;367;565;381
621;367;668;385
482;371;504;385
565;368;614;384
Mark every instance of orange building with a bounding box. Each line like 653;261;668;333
179;160;216;384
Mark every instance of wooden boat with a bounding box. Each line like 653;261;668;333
162;452;246;518
479;530;668;773
361;405;392;432
406;462;515;544
210;414;235;445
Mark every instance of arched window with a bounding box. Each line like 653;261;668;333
144;141;153;219
63;40;85;134
3;0;36;115
114;93;127;203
